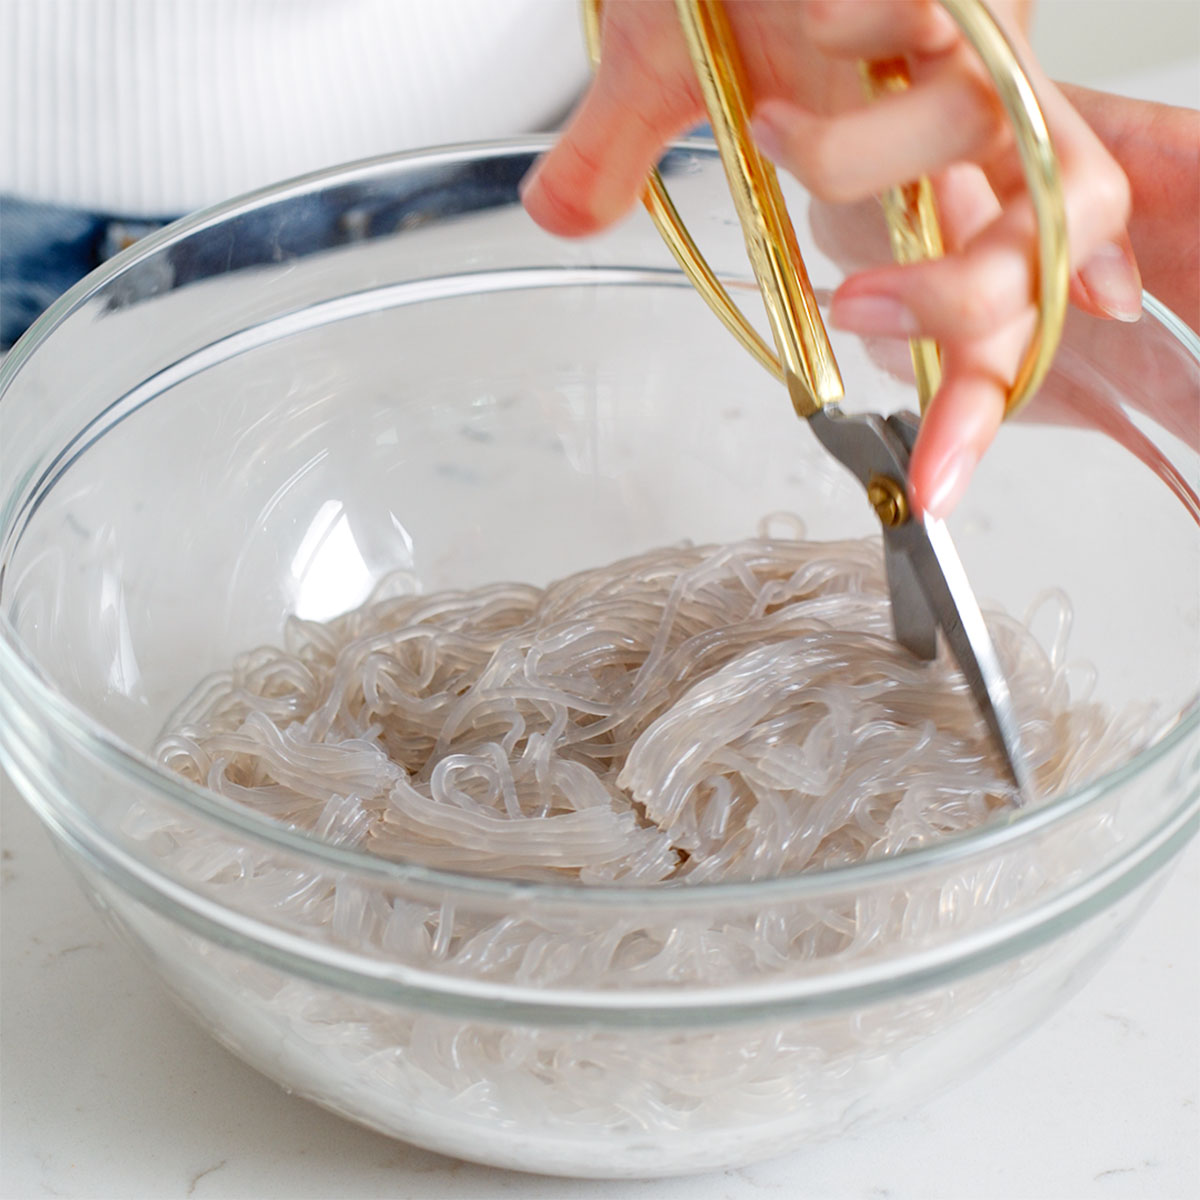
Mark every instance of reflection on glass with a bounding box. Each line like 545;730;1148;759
290;500;374;622
99;567;141;694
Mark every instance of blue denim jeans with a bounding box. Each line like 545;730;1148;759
0;195;176;349
0;144;703;351
0;156;535;350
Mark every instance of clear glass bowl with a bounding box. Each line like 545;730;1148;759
1;140;1197;1179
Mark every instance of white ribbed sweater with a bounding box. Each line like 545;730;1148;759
1;0;589;215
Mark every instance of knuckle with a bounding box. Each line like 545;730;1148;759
913;3;959;53
1092;161;1132;224
1064;156;1131;250
795;1;845;44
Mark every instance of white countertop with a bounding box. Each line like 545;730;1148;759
3;55;1198;1200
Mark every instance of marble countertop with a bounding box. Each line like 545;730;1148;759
3;57;1198;1200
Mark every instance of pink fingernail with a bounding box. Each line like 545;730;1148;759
1078;241;1142;322
922;446;980;520
831;293;920;337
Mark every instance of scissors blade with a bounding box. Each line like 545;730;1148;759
880;408;938;659
807;403;1032;800
883;540;939;660
878;412;940;657
899;515;1035;800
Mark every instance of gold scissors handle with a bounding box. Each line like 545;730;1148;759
582;0;1069;419
859;58;945;411
673;0;843;420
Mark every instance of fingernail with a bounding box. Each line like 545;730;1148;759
831;293;920;337
922;445;980;520
1078;241;1142;322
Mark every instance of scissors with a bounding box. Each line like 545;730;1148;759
582;0;1071;800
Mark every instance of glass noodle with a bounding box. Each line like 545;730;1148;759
154;523;1150;887
122;524;1160;1156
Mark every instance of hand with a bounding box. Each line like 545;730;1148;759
521;0;1140;517
1060;84;1200;335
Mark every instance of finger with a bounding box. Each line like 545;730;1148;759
907;315;1032;517
750;70;1004;205
1060;82;1200;331
931;163;1002;252
805;164;1000;289
793;0;958;58
978;69;1142;322
521;83;696;237
826;163;1014;343
1070;231;1143;322
828;47;1139;334
903;160;1023;518
521;7;700;237
830;164;1138;340
906;372;1003;518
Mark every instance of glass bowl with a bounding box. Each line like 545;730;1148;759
1;140;1197;1179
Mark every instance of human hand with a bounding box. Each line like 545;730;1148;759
810;195;1198;517
1059;84;1199;335
521;0;1140;518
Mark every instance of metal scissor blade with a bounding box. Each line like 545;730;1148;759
807;404;1032;800
883;540;939;660
881;411;940;659
905;517;1035;800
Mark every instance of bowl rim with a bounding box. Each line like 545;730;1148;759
1;137;1198;909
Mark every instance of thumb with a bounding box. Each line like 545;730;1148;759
522;67;699;237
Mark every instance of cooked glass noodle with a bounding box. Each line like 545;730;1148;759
134;527;1157;1167
154;527;1149;885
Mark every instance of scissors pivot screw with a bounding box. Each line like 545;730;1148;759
867;474;910;527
